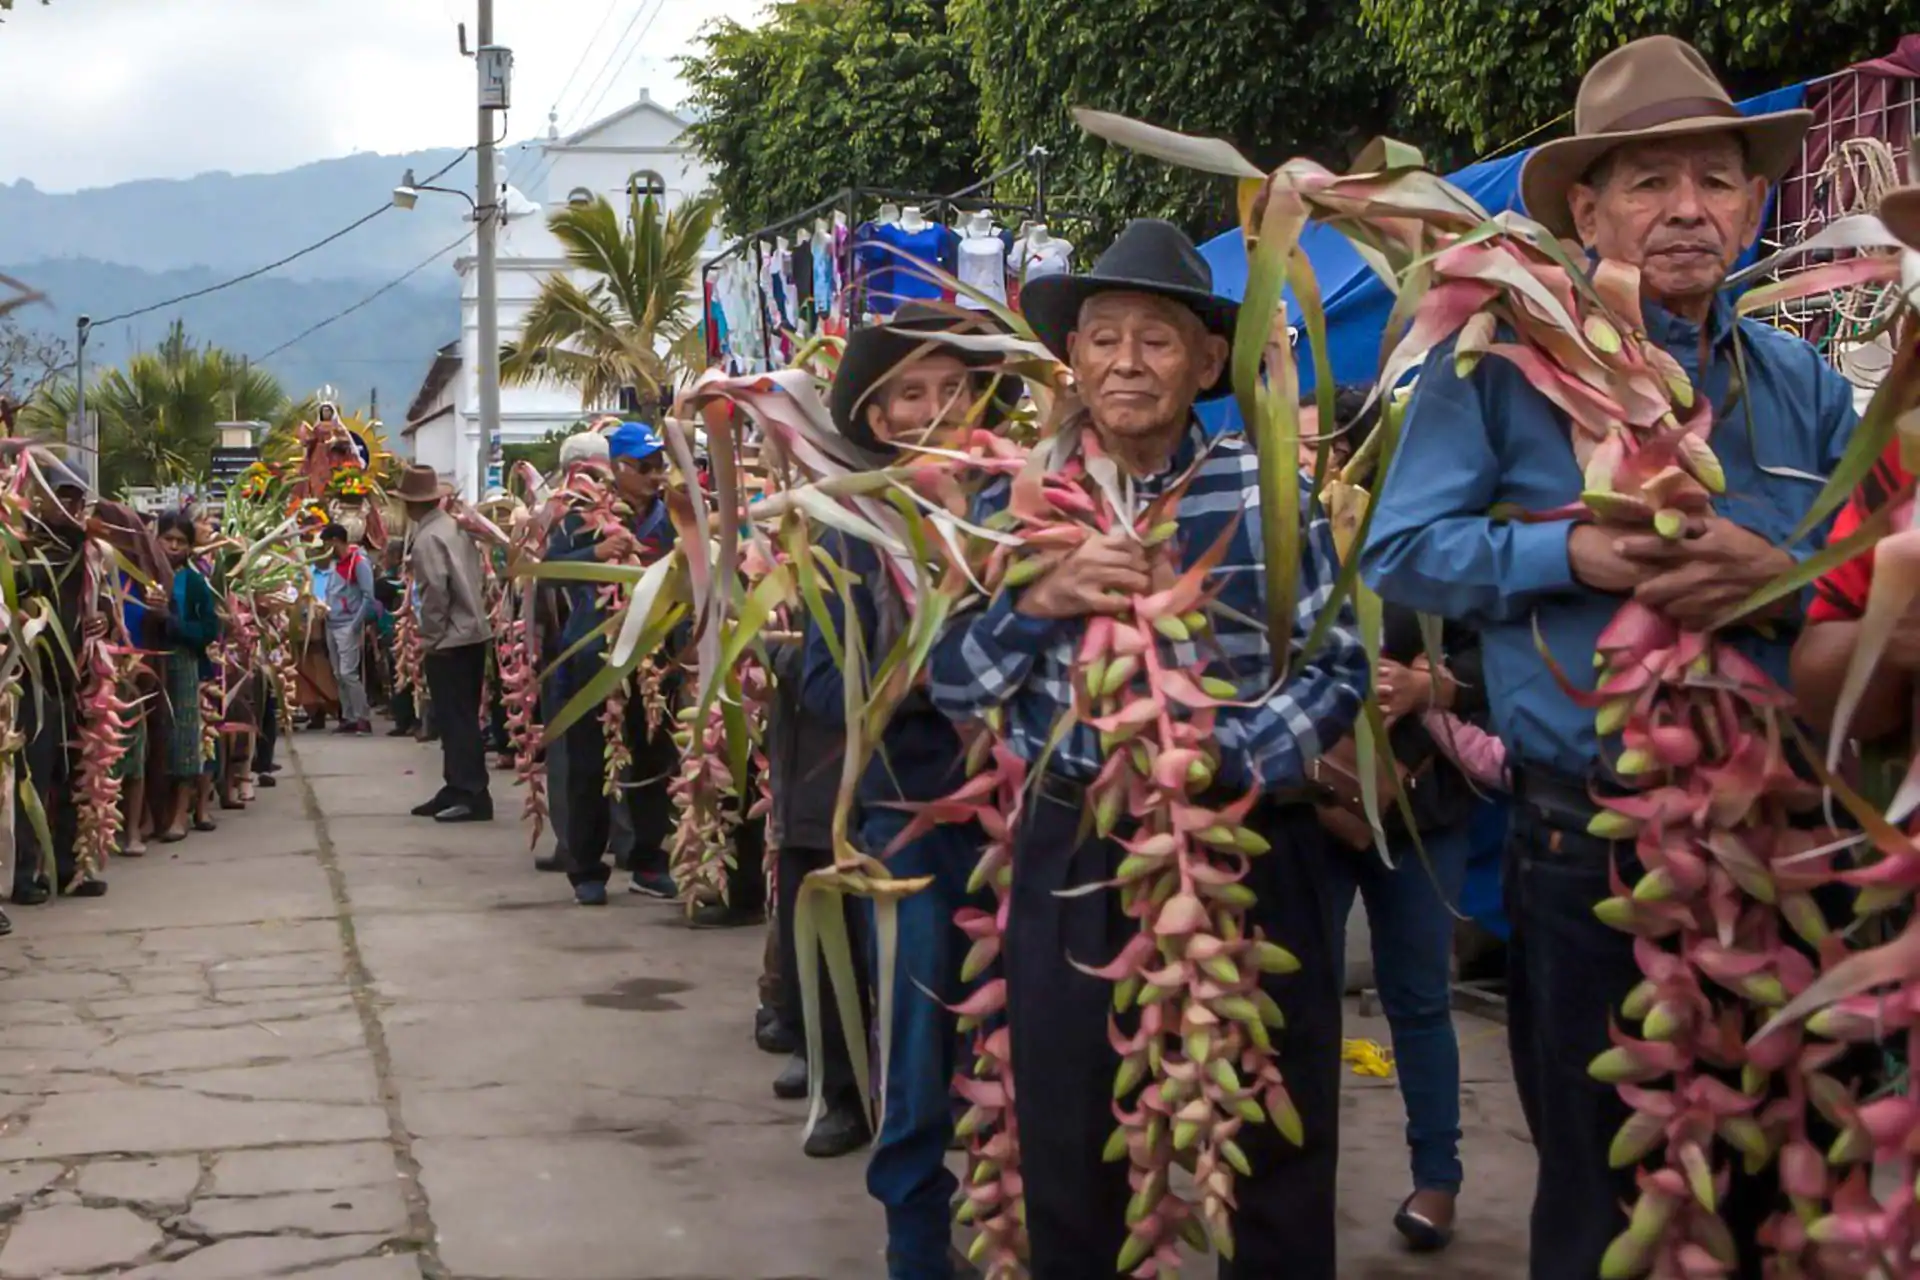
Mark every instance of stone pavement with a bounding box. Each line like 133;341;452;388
0;727;1536;1279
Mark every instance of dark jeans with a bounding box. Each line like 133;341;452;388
14;688;76;893
859;807;982;1277
1008;785;1343;1280
776;843;866;1103
423;643;490;811
1328;817;1471;1194
1506;779;1819;1280
253;690;279;773
561;665;673;887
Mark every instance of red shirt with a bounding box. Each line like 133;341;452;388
1809;440;1915;624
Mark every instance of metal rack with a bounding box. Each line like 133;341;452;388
698;148;1099;370
1749;64;1918;391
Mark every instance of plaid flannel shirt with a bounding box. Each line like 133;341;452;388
928;420;1367;792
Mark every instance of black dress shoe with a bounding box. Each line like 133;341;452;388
0;906;13;936
755;1006;798;1055
434;804;493;824
257;774;277;788
687;900;764;930
61;880;107;899
411;796;453;817
532;854;568;873
803;1100;872;1159
12;883;50;907
773;1053;807;1100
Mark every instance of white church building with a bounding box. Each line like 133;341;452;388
403;90;721;497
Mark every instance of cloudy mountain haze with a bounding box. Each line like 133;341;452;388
0;0;764;413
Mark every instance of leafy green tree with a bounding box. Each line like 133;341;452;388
680;0;984;233
500;189;719;409
1362;0;1913;157
953;0;1439;246
22;321;292;495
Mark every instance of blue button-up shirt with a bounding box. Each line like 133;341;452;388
1359;292;1857;778
929;421;1368;791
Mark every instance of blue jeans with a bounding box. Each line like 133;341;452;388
859;806;982;1280
1329;817;1471;1194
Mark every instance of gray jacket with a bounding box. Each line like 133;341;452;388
407;508;492;652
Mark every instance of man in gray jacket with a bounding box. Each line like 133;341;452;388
319;522;375;735
396;465;494;823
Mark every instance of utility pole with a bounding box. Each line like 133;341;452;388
473;0;504;502
71;316;91;488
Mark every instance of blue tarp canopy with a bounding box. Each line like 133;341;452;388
1194;83;1808;434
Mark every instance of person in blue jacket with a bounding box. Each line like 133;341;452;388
801;302;1016;1280
543;422;680;907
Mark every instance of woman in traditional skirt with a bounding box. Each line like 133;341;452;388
150;511;221;842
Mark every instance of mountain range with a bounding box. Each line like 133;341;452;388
0;143;555;417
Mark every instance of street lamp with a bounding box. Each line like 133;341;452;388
393;166;495;499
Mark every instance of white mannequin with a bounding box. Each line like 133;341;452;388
776;234;790;255
794;227;810;245
958;209;1008;309
814;218;831;241
877;203;902;226
899;205;928;232
1011;223;1073;284
834;211;850;233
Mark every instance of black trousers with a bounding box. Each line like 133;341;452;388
1505;774;1861;1280
726;777;769;917
14;686;77;893
776;843;866;1100
423;643;490;811
561;666;674;886
1008;784;1342;1280
253;690;279;772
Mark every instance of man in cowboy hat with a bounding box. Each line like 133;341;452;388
929;221;1367;1278
397;464;494;823
1361;35;1860;1278
543;422;680;907
1793;186;1920;738
798;301;1019;1270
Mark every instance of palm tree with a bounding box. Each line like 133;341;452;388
21;322;293;495
501;187;720;410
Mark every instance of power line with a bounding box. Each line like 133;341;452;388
253;230;470;362
90;148;475;330
566;0;663;138
549;0;630;126
512;0;665;208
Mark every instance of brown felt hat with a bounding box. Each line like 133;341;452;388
1520;35;1812;240
1881;187;1920;251
393;463;452;503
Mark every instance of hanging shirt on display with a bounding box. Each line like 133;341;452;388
792;239;816;325
1010;236;1073;287
957;234;1010;309
851;222;892;317
813;238;836;319
871;222;959;314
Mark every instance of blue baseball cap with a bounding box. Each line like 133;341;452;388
607;421;666;463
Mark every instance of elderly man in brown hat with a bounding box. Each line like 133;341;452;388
1361;35;1860;1279
396;465;494;823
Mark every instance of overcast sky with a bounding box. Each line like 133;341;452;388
0;0;769;192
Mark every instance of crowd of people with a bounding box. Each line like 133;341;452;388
21;30;1920;1280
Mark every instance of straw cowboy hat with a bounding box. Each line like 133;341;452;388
392;463;452;503
1021;218;1239;399
1521;35;1813;240
829;301;1021;452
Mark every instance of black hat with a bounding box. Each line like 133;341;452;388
1020;218;1238;399
829;302;1021;455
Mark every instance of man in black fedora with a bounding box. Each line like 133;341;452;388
799;301;1017;1277
929;219;1366;1278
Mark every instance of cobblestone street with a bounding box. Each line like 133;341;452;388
0;729;1536;1278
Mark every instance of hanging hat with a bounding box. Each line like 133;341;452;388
393;463;452;503
828;301;1021;453
1520;36;1812;241
608;421;666;463
1020;219;1238;399
1881;187;1920;251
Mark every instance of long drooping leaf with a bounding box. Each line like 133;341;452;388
1070;106;1265;179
